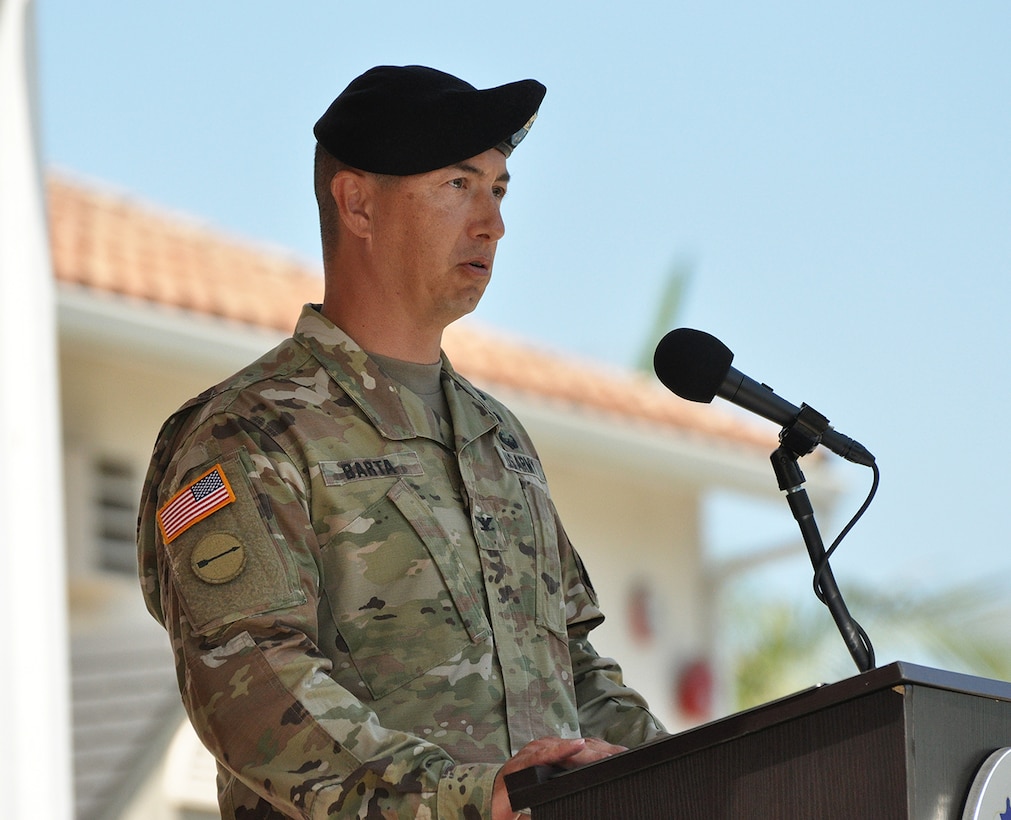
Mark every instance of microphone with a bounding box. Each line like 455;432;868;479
653;328;875;467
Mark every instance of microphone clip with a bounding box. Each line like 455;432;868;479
778;403;830;461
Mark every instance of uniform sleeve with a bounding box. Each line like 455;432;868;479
142;413;499;818
556;513;668;747
569;628;668;747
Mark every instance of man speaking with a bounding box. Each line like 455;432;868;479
138;65;665;819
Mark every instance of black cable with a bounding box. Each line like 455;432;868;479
815;461;880;597
812;461;880;669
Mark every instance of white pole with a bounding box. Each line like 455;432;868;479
0;0;74;817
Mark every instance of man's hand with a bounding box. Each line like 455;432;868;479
491;736;627;819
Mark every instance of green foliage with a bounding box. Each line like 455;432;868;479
726;577;1011;711
635;258;694;374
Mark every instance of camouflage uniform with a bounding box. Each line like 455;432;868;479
138;305;665;818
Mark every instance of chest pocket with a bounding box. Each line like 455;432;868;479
520;480;568;638
471;448;568;640
319;478;490;700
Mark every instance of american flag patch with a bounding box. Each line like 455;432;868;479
157;464;235;543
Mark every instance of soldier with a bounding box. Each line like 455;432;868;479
138;65;666;819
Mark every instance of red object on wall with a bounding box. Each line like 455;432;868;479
676;658;713;720
627;581;655;644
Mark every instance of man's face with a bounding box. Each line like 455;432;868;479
366;147;509;329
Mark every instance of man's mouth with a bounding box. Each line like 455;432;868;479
465;258;492;273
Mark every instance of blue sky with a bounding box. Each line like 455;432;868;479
36;2;1011;629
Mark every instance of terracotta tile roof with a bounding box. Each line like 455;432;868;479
47;174;774;452
49;175;314;332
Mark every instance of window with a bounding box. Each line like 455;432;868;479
95;459;139;575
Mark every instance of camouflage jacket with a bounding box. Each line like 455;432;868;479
137;305;665;818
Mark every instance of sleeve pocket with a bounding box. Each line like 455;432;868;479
163;452;306;634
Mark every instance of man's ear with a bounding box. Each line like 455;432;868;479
331;170;373;239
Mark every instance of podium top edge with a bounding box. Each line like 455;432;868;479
855;660;1011;700
505;662;1011;808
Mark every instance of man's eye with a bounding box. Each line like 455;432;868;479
449;178;465;189
493;186;507;199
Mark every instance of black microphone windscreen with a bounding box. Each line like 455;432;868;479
653;328;735;403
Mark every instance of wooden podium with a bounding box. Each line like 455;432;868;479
505;661;1011;819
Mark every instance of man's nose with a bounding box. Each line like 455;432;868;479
472;195;505;242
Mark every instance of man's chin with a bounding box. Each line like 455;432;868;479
443;289;488;326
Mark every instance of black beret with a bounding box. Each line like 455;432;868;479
313;65;546;175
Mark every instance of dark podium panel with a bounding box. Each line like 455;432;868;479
506;662;1011;819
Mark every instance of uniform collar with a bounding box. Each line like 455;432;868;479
293;304;498;446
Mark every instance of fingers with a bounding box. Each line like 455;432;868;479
492;743;576;820
499;736;589;777
501;736;628;776
564;736;628;767
492;737;629;820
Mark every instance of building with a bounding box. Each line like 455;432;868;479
48;173;818;818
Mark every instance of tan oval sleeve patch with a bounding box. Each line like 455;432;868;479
191;532;247;584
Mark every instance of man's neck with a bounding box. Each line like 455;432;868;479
320;295;443;364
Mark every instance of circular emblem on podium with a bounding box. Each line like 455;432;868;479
963;747;1011;820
